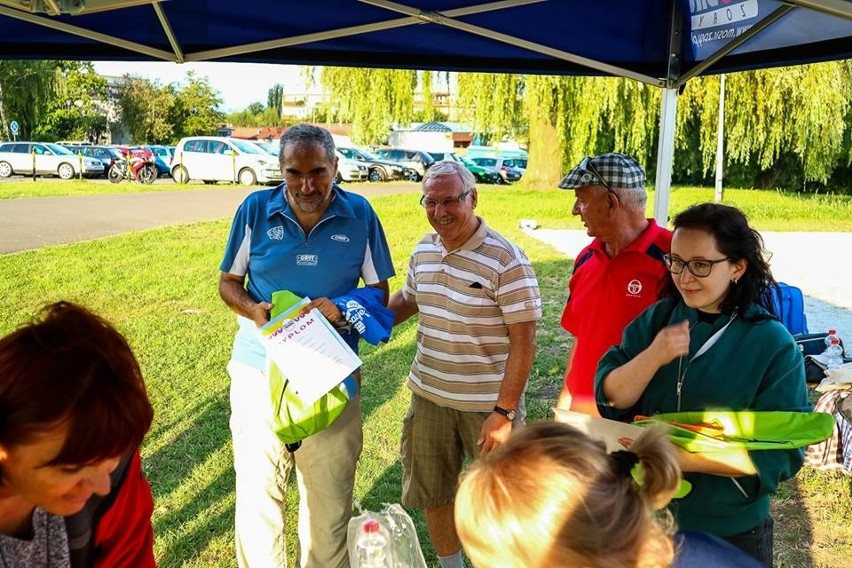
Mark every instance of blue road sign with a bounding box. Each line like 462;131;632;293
9;120;19;135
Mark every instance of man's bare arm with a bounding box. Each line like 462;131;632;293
218;272;272;328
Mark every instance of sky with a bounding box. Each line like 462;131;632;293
91;61;311;113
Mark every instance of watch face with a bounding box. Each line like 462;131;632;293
506;410;517;420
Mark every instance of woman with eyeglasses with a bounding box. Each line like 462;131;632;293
594;203;809;567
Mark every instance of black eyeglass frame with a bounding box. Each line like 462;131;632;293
663;254;732;278
420;187;473;209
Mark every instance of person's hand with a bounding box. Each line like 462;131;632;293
250;301;273;327
307;297;345;326
648;320;690;366
477;412;513;455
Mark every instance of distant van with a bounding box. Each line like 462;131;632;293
172;136;283;185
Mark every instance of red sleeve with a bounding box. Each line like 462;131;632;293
92;451;156;568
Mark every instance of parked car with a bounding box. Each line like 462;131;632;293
143;145;174;177
249;141;279;156
427;152;502;184
471;156;522;183
372;148;434;181
0;141;104;179
64;145;123;178
337;147;407;182
334;150;368;183
171;136;283;185
501;157;527;177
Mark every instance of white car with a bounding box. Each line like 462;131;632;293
0;141;104;179
171;136;283;185
334;151;368;183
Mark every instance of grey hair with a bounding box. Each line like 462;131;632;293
279;124;336;163
614;185;647;212
423;159;476;191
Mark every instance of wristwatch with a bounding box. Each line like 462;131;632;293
493;405;517;421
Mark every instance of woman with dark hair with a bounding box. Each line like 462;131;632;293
0;302;155;567
595;203;809;566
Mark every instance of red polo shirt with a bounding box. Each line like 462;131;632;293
561;219;672;412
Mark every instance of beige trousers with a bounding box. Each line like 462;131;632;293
228;360;363;568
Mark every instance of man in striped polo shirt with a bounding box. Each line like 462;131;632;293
389;160;541;568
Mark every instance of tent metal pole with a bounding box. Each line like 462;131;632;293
714;74;726;203
653;87;677;227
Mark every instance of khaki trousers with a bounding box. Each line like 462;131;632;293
228;360;363;568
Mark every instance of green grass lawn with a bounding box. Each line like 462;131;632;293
0;178;393;200
0;186;849;567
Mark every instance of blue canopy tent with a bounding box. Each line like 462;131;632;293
1;0;851;220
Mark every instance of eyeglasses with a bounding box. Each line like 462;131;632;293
663;254;731;278
420;188;472;210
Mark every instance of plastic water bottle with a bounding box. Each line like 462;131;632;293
823;337;844;370
355;519;390;568
825;329;840;349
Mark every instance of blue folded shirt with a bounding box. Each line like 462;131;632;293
333;287;394;346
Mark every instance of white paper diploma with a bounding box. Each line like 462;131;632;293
260;299;362;405
553;408;645;453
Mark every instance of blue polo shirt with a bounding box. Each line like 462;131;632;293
220;184;395;369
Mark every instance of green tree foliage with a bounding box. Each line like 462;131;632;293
267;83;283;116
34;62;108;142
679;61;852;186
171;71;225;139
416;70;440;124
225;105;285;128
456;72;525;145
318;67;416;145
457;62;851;192
116;75;176;144
458;74;658;187
0;60;58;140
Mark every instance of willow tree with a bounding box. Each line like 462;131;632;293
456;72;525;146
457;73;659;187
0;60;58;139
678;61;852;186
318;67;416;145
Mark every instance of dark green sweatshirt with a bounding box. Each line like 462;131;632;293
595;298;810;537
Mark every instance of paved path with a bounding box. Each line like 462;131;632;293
0;183;419;254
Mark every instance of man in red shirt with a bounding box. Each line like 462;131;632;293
555;153;672;415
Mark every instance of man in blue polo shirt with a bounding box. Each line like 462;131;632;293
219;124;395;568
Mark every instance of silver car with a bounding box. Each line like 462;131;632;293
0;141;104;179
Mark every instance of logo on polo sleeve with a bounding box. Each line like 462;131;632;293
267;226;284;240
297;254;319;266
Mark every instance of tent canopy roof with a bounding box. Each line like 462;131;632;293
1;0;850;88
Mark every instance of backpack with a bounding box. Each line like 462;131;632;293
268;360;353;451
769;282;808;335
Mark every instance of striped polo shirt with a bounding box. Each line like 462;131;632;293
402;218;541;412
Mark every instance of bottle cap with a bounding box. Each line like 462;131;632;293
363;520;380;533
831;338;841;345
829;329;837;335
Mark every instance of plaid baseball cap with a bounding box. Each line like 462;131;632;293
557;153;645;190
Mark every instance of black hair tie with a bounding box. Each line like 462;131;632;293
610;450;639;478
